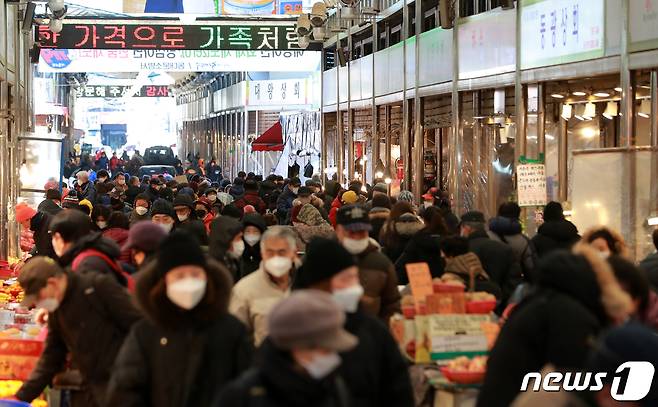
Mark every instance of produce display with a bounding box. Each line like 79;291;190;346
440;356;488;385
0;380;47;406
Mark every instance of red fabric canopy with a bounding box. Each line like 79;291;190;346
252;122;284;152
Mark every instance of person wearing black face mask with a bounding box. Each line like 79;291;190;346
195;197;214;234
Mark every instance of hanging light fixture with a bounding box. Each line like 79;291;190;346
639;99;651;118
574;104;585;120
384;167;393;184
561;104;572;120
583;102;596;119
603;102;618;120
374;159;385;179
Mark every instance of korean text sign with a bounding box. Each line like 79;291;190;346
36;23;319;51
520;0;604;69
517;164;548;207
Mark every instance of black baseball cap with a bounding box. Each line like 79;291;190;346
460;211;486;224
336;205;372;232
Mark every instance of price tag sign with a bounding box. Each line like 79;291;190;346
406;263;434;312
517;163;548;207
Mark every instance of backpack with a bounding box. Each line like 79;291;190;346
72;249;135;292
493;232;539;283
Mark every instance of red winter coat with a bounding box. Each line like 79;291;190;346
233;191;267;216
328;196;343;228
102;228;131;264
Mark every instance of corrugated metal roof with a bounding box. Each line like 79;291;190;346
63;4;131;18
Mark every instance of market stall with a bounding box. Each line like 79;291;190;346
0;259;47;407
391;263;500;407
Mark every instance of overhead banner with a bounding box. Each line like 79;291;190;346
38;49;320;73
520;0;604;69
246;79;308;106
36;22;320;51
74;85;171;98
458;8;516;79
629;0;658;52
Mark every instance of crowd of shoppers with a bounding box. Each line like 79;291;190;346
11;157;658;407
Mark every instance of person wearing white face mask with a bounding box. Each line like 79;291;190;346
130;194;151;226
210;216;245;282
229;226;298;346
216;290;357;407
294;238;415;407
173;193;208;245
16;256;141;406
335;205;401;323
106;231;253;407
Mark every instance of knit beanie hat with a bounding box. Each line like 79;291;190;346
151;199;176;218
295;238;356;289
62;195;79;209
155;231;206;278
15;202;37;223
398;190;414;204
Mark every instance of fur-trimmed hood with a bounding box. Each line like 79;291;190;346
135;256;233;330
572;243;633;323
581;226;631;259
381;213;425;237
536;244;632;324
369;207;391;220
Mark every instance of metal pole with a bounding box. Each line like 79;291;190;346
385;105;392;172
347;31;355;184
538;83;546;157
371;22;379;181
620;0;636;258
450;0;462;213
473;91;482;212
620;0;634;147
336;39;344;185
401;0;410;191
651;69;658;148
413;0;424;199
649;70;658;217
515;0;526;164
558;110;568;202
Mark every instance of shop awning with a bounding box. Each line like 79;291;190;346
252;122;284;152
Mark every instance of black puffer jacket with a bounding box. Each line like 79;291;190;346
468;229;522;304
209;216;243;282
57;232;125;285
531;219;580;258
380;213;425;264
241;213;266;278
339;311;414;407
477;250;629;407
17;272;141;404
215;339;351;407
30;212;55;258
37;199;62;216
394;230;445;284
106;258;252;407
